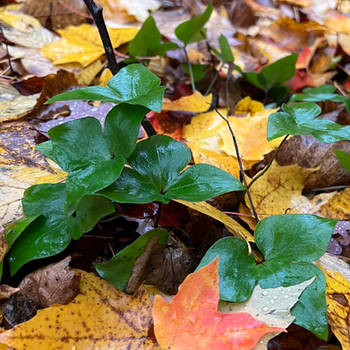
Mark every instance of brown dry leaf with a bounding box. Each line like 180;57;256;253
319;253;350;350
19;257;80;308
162;91;212;113
319;189;350;220
0;285;19;301
276;136;350;190
0;270;160;350
260;17;325;51
22;0;88;30
41;24;138;67
0;122;67;224
246;160;336;219
0;11;58;48
175;199;254;242
220;278;314;350
0;82;39;122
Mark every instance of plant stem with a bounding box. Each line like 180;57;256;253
225;63;234;116
82;0;157;137
215;108;260;223
248;134;289;190
308;185;350;192
183;45;196;92
154;202;162;228
204;62;223;96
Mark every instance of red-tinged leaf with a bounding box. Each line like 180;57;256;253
152;258;284;350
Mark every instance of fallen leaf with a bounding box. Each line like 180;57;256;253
325;13;350;34
246;160;336;219
22;0;88;30
0;122;67;224
0;82;39;122
319;189;350;220
233;96;264;116
153;258;283;350
41;24;138;66
220;279;314;350
76;59;105;86
0;11;58;48
162;91;212;113
319;253;350;350
0;270;159;349
19;257;80;308
176;199;254;242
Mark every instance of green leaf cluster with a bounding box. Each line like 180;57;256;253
197;214;338;339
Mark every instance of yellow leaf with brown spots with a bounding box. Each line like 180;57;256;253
246;161;336;219
42;24;138;67
319;253;350;350
162;91;212;113
0;122;66;225
319;189;350;220
0;270;160;350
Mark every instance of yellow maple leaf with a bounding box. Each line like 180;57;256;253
162;92;212;113
233;96;265;116
246;161;336;219
0;270;160;349
42;24;138;67
319;253;350;350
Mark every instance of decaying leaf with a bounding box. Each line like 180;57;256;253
0;11;58;48
176;199;254;242
0;270;159;349
319;189;350;220
0;122;67;224
220;279;314;350
153;258;283;350
0;82;39;122
162;91;212;113
319;253;350;350
41;24;138;66
19;257;80;308
246;160;336;219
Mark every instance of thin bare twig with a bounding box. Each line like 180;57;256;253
183;46;196;92
82;0;157;137
247;135;289;190
215;108;260;223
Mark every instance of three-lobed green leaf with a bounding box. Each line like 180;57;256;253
46;64;165;112
267;102;350;143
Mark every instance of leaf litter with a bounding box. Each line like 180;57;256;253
0;0;350;349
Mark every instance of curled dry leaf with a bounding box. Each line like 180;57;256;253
153;258;283;350
319;189;350;221
318;253;350;350
0;82;39;122
41;24;138;67
19;257;80;308
0;11;58;48
0;270;159;349
276;135;350;190
162;91;212;113
246;160;336;219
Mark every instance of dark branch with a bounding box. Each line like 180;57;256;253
82;0;157;137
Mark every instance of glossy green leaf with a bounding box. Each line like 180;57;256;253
35;141;57;162
255;214;337;263
104;104;148;158
244;54;297;90
196;237;256;302
69;195;115;240
165;163;244;201
175;3;213;44
96;228;169;291
290;84;350;112
48;117;124;211
46;64;165;112
99;168;163;204
128;16;178;57
101;135;243;204
333;148;350;173
267;102;350;143
217;34;234;63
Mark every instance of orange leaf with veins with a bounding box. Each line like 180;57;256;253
152;258;284;350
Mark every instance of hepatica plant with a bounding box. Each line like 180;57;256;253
3;63;244;276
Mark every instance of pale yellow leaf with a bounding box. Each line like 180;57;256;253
162;91;212;113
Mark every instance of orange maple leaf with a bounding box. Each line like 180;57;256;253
152;258;284;350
